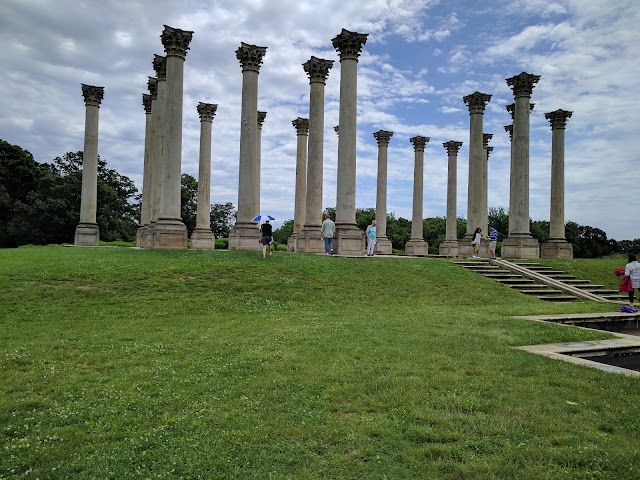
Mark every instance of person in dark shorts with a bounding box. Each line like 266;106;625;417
260;220;273;258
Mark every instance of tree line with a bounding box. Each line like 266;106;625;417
2;138;638;257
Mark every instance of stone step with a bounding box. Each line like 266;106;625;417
519;289;566;295
524;266;554;271
497;278;535;285
559;279;591;284
537;270;569;275
454;261;489;266
509;284;550;290
536;295;577;302
545;274;577;279
482;273;523;279
513;262;541;267
462;265;500;270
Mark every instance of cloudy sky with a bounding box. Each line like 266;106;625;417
1;0;639;240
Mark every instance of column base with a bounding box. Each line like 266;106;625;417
190;228;215;250
135;226;146;248
229;222;261;251
74;222;100;246
153;218;188;249
541;239;573;259
145;223;156;249
296;225;325;253
439;239;459;257
287;233;297;252
374;235;393;255
458;240;490;258
501;235;540;259
334;225;365;255
404;238;428;256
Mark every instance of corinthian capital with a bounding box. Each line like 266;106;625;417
334;126;339;135
303;56;334;84
506;72;540;98
257;111;267;128
373;130;394;146
81;84;104;107
545;109;573;129
142;94;152;114
161;25;194;59
410;136;429;151
147;77;158;99
483;133;493;148
292;117;309;135
153;55;167;80
486;146;494;159
463;91;492;114
443;141;463;156
332;28;368;61
197;102;217;122
504;124;513;140
236;42;267;73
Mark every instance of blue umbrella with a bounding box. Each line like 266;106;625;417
252;214;275;222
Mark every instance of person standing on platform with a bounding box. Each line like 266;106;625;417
488;226;498;260
472;227;482;258
321;214;335;255
365;220;377;256
625;253;640;305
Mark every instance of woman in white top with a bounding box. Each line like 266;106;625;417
625;253;640;304
472;227;482;258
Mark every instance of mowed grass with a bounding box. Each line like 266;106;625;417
1;247;639;479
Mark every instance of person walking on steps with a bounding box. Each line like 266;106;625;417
625;253;640;305
471;227;482;258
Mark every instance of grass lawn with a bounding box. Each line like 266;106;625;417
1;246;639;479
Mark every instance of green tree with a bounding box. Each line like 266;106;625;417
210;202;236;239
273;219;293;244
355;207;376;230
423;217;446;254
181;174;198;237
386;214;412;251
530;220;550;243
488;206;509;239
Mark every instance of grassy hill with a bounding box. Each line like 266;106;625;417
1;246;638;479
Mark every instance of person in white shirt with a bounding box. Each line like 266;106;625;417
471;227;482;258
625;253;640;304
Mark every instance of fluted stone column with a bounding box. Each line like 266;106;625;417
481;133;493;238
459;92;491;257
287;117;309;252
146;59;165;247
191;102;218;250
439;141;463;256
297;56;334;253
373;130;393;254
229;42;267;250
136;93;153;247
502;72;540;259
154;26;193;249
541;109;574;259
74;84;104;246
405;136;429;256
332;29;368;255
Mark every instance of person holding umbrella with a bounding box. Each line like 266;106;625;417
254;215;275;258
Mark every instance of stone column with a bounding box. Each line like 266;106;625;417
297;56;334;253
136;93;153;247
74;84;104;246
439;140;463;256
154;26;193;249
405;136;429;256
229;42;267;250
146;57;165;248
541;109;574;259
502;72;541;259
287;117;309;252
481;133;493;238
332;28;368;255
255;111;266;220
373;130;393;254
191;102;218;250
459;91;491;257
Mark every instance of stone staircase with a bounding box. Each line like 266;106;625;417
455;260;627;303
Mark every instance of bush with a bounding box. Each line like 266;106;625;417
215;238;229;250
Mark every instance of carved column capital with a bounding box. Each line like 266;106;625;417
443;140;463;156
81;84;104;107
161;25;194;59
197;102;217;122
506;71;540;98
506;102;534;120
463;91;492;114
142;94;152;114
257;111;267;128
545;109;573;129
334;126;339;135
486;146;494;159
482;133;493;148
373;130;393;146
292;117;309;135
410;136;429;151
303;56;334;84
504;124;513;140
332;28;368;61
153;55;167;80
236;42;267;73
147;77;158;100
